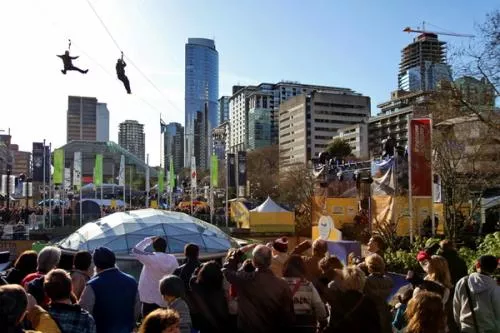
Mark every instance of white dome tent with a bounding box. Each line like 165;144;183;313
250;196;290;213
58;209;236;256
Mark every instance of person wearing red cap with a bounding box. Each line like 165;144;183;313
269;237;289;277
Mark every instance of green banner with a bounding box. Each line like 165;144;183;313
94;154;103;186
211;154;218;187
53;149;64;184
169;156;175;189
158;168;164;194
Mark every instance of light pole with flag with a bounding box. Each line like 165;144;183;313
118;155;125;210
190;156;196;215
73;151;82;225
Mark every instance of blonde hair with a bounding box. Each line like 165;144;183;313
366;253;385;274
427;255;453;289
341;266;366;292
406;291;445;333
139;309;180;333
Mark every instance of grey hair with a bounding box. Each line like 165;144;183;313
37;246;62;273
252;244;272;269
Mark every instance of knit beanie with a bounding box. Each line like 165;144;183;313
93;247;116;269
416;250;431;262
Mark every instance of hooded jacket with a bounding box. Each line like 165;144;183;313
453;272;500;333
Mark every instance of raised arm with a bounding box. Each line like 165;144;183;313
131;237;155;265
70;56;79;60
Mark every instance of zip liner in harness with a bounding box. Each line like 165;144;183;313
57;39;88;75
116;51;131;94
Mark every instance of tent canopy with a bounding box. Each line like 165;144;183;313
251;196;290;213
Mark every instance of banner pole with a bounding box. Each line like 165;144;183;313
407;115;414;243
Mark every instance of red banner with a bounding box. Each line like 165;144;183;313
409;118;432;197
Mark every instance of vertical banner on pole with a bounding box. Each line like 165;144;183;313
211;154;218;187
73;152;82;190
64;168;71;191
227;153;236;188
53;149;64;184
191;156;197;191
237;151;247;197
145;166;150;207
94;154;103;186
169;157;175;189
118;155;125;186
158;169;164;197
409;119;432;196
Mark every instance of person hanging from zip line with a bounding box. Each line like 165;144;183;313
57;51;88;75
57;40;88;75
116;52;131;94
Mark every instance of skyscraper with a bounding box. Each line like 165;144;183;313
118;120;145;161
163;122;184;174
96;103;110;142
398;33;452;92
66;96;110;142
185;38;219;169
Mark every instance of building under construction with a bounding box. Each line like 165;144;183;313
398;33;451;92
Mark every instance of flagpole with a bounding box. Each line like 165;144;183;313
129;166;132;210
42;139;46;227
61;153;65;228
145;154;150;208
48;143;52;228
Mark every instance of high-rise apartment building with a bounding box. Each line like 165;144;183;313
368;90;430;157
229;82;356;152
118;120;145;161
218;96;230;124
398;33;451;92
67;96;110;142
185;38;219;170
163;122;184;174
279;91;370;167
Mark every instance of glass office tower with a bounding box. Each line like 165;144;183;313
185;38;219;169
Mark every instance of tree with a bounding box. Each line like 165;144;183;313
452;10;499;133
247;145;280;202
431;88;500;240
326;138;352;159
278;163;316;236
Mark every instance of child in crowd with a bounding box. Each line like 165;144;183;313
159;275;192;333
140;308;181;333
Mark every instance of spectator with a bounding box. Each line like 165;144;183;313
438;240;468;285
0;284;39;333
159;275;191;333
291;239;328;283
70;251;92;299
363;254;393;333
222;244;294;333
392;287;413;331
413;255;453;305
5;250;38;285
190;261;230;333
23;246;61;307
22;246;61;286
325;266;380;333
453;255;499;333
359;235;386;275
269;237;289;277
405;291;446;333
367;235;386;258
139;308;180;333
79;247;140;333
132;236;179;318
317;255;343;303
173;243;201;291
44;269;96;333
282;255;327;333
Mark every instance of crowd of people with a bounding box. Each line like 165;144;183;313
0;234;497;333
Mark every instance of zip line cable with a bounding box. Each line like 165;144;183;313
84;0;182;113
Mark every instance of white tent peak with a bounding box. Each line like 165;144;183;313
251;196;290;213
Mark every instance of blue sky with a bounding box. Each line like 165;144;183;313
0;0;497;165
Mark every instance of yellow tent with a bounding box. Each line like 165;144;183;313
232;196;295;233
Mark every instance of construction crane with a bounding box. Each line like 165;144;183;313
403;21;474;38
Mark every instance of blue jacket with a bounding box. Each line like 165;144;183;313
87;268;138;333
